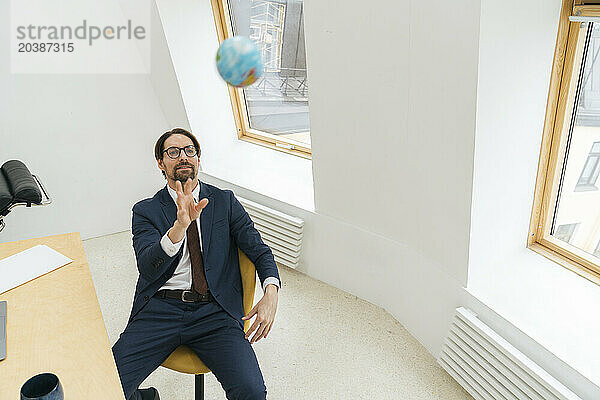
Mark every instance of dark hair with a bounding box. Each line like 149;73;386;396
154;128;201;178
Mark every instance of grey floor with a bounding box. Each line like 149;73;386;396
83;231;472;400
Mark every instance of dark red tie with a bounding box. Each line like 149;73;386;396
186;219;208;294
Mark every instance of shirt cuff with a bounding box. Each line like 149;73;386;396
262;276;280;292
160;230;184;257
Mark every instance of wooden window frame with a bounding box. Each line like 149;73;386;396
210;0;312;159
529;0;600;285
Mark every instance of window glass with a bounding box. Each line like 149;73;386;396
551;22;600;255
594;240;600;258
576;151;600;185
227;0;311;146
554;223;579;244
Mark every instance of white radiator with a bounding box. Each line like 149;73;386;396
238;196;303;269
439;307;581;400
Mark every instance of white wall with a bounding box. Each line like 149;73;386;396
155;0;481;358
469;0;600;393
0;1;189;242
305;0;480;285
148;1;191;131
302;0;481;355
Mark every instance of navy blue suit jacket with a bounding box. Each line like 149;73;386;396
128;181;281;329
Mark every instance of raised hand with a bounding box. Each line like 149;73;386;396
174;178;209;229
168;178;209;244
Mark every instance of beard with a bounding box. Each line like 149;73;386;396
168;164;196;183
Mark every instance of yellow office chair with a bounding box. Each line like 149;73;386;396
160;249;256;400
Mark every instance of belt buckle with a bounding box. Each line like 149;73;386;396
181;290;196;303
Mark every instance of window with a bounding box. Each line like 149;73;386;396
575;141;600;190
529;1;600;284
594;240;600;258
211;0;311;158
554;223;580;244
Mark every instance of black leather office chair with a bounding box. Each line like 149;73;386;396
0;160;51;232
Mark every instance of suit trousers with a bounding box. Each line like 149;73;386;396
111;294;267;400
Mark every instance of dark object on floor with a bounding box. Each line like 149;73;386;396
139;387;160;400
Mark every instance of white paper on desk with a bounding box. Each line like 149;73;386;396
0;245;73;294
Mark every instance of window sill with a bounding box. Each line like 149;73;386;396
528;241;600;286
239;135;311;160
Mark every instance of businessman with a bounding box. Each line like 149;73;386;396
112;128;281;400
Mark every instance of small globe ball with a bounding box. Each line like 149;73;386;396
216;36;264;87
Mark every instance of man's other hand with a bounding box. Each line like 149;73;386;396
242;285;278;344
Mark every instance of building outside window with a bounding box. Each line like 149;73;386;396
575;141;600;190
554;223;580;244
214;0;311;157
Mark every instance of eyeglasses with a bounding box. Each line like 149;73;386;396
163;145;198;159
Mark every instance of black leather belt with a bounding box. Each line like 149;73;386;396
155;289;213;303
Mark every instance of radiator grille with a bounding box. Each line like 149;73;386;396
238;196;303;269
439;307;581;400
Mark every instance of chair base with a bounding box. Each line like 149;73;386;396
195;374;204;400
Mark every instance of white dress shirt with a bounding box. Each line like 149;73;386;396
159;181;280;293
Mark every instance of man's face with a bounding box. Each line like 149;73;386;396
157;134;200;184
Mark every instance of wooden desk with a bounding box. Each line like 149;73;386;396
0;232;124;399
